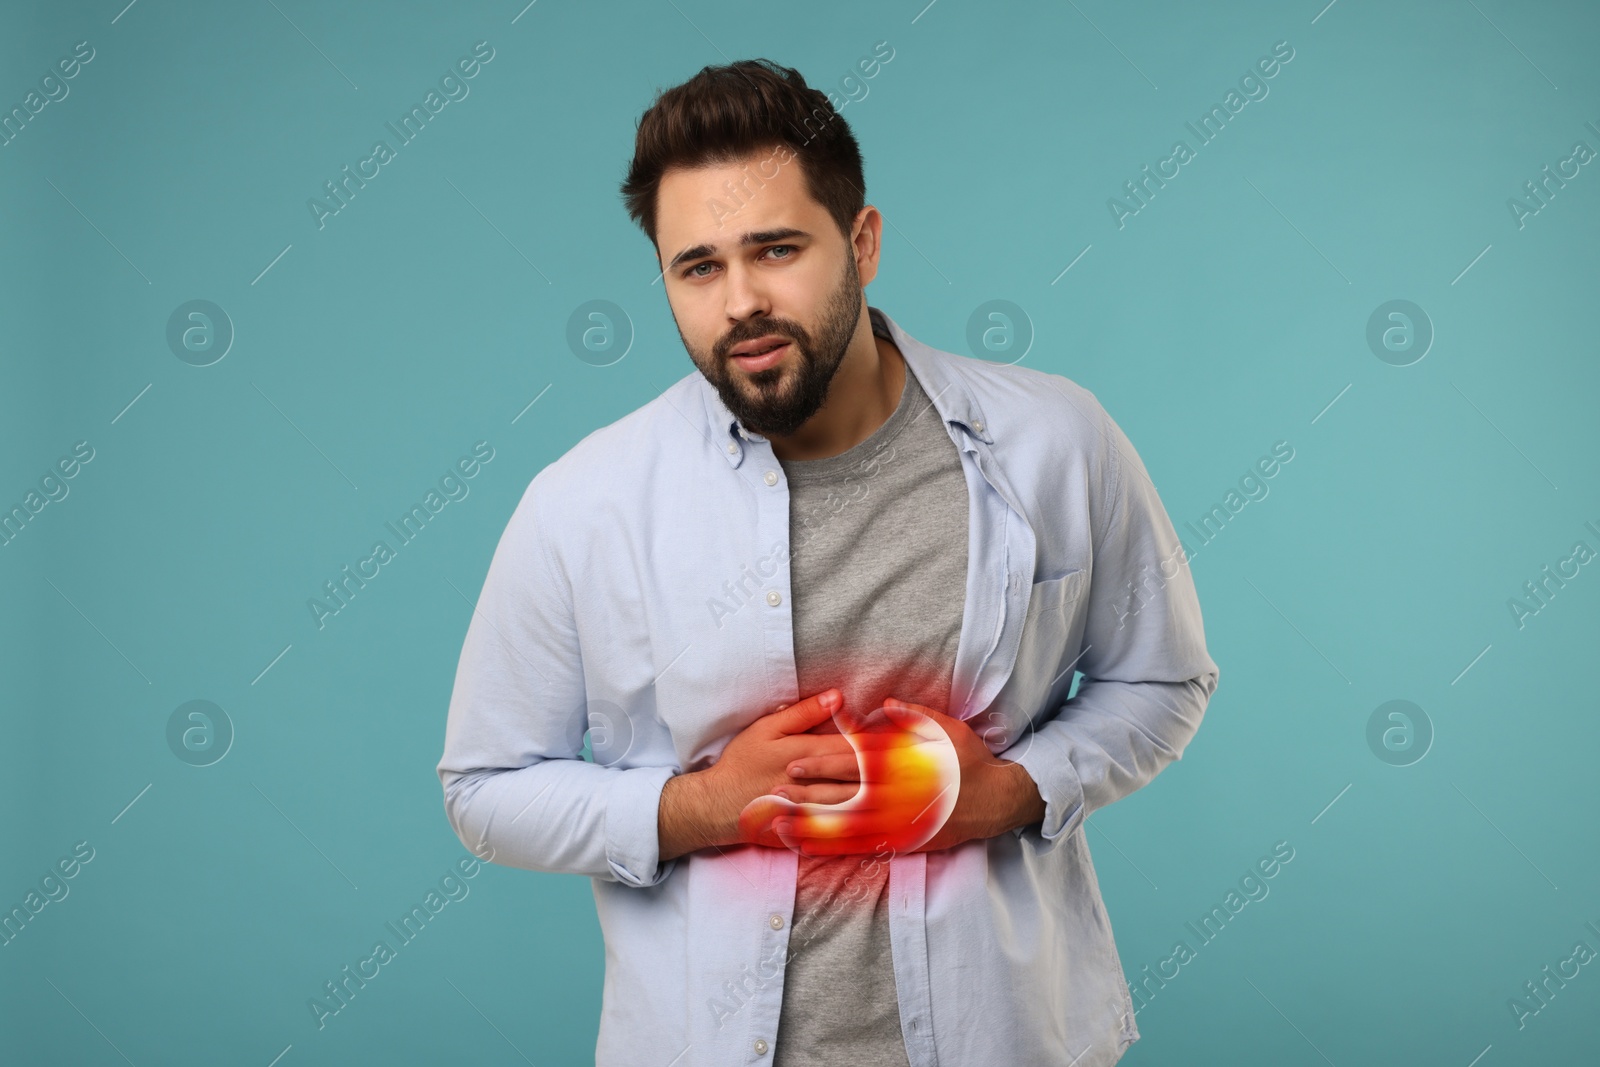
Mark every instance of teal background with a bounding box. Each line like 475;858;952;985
3;0;1597;1063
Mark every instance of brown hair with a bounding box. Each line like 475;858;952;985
620;58;866;249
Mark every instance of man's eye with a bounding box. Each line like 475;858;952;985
681;245;795;279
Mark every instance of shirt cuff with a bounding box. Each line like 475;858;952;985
1004;727;1086;850
604;764;681;887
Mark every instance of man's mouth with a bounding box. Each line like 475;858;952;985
730;341;791;372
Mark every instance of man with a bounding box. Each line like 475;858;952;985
437;58;1218;1066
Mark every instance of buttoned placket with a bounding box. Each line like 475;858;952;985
882;417;1037;1067
711;328;1041;1066
723;425;799;1060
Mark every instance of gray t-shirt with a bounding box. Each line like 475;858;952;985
770;343;969;1066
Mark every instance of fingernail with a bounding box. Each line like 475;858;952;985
774;819;792;834
788;765;803;777
774;789;790;800
821;690;840;709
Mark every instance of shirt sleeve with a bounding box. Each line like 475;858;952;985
1003;391;1220;853
436;473;678;887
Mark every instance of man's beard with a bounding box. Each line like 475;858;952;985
683;254;862;439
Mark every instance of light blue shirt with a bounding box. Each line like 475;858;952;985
437;306;1219;1066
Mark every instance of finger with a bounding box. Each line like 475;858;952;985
828;702;874;736
786;753;862;782
778;782;861;806
737;794;801;844
765;689;842;736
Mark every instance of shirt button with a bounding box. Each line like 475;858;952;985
754;1039;769;1055
766;590;782;607
973;419;985;433
763;469;778;486
727;442;738;454
769;913;784;930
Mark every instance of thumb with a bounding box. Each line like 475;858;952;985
767;688;842;735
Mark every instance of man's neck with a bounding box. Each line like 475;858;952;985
769;328;906;462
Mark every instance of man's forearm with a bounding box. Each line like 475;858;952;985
991;759;1048;835
658;770;733;862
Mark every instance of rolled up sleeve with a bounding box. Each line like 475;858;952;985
436;474;678;887
1005;394;1219;851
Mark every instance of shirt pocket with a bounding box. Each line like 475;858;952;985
973;569;1087;751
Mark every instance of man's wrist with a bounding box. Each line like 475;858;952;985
658;768;731;861
992;759;1047;836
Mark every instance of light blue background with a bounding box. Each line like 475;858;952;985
3;1;1597;1064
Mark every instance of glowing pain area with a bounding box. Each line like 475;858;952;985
738;700;960;855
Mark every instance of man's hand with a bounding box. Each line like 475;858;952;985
657;689;858;861
762;697;1047;856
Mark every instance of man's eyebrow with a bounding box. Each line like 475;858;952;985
666;227;811;271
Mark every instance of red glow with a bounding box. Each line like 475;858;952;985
738;700;959;856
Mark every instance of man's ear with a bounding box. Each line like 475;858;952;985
852;206;885;287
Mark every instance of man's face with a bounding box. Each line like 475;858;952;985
655;147;863;438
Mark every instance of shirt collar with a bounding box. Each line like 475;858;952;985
699;306;994;468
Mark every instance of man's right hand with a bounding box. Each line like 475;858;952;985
658;688;857;860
